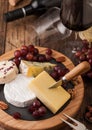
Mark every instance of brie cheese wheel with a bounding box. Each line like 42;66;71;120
0;60;18;84
4;74;36;107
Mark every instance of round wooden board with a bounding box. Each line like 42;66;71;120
0;46;84;130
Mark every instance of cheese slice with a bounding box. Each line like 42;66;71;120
19;60;56;77
4;74;36;107
0;60;18;84
29;71;70;114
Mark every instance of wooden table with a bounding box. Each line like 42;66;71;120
0;1;92;130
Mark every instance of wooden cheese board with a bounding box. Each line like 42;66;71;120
0;46;84;130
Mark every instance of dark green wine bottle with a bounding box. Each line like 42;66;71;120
4;0;61;22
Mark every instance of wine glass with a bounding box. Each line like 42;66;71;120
25;7;72;46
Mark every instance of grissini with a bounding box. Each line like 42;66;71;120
9;0;22;6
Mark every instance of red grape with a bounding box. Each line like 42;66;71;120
50;71;58;80
54;65;61;72
32;99;41;108
12;112;21;119
32;110;40;118
13;58;20;66
14;50;21;58
38;55;46;62
79;54;86;61
85;104;92;122
82;39;89;48
88;48;92;55
86;54;92;60
46;55;52;61
85;112;91;118
32;56;38;61
88;59;92;66
33;48;39;55
28;105;36;113
82;47;88;53
21;45;28;51
28;44;34;52
75;51;82;58
88;106;92;113
58;68;68;77
57;69;64;77
26;53;33;61
20;49;28;56
45;48;52;55
38;106;47;116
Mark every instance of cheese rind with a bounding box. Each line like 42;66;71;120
4;74;36;107
29;71;70;114
0;60;18;84
19;60;56;77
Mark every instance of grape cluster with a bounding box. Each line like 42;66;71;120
28;99;47;118
74;40;92;78
50;65;69;81
85;104;92;122
12;99;47;119
13;44;69;80
13;44;53;67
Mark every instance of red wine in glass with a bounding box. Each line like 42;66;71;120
60;0;92;31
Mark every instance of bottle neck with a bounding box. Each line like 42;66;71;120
23;2;47;16
23;4;33;16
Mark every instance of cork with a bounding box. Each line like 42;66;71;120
9;0;22;6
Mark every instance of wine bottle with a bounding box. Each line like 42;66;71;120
4;0;61;22
60;0;92;31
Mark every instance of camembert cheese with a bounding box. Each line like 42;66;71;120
29;71;70;114
4;74;36;107
0;60;18;84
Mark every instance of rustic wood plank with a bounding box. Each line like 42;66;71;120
5;0;37;52
0;1;9;55
0;1;92;130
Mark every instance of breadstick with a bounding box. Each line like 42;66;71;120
9;0;22;6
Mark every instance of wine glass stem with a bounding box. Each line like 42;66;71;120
75;32;78;40
88;42;92;48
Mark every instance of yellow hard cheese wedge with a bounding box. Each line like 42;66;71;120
19;60;56;77
29;71;70;114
